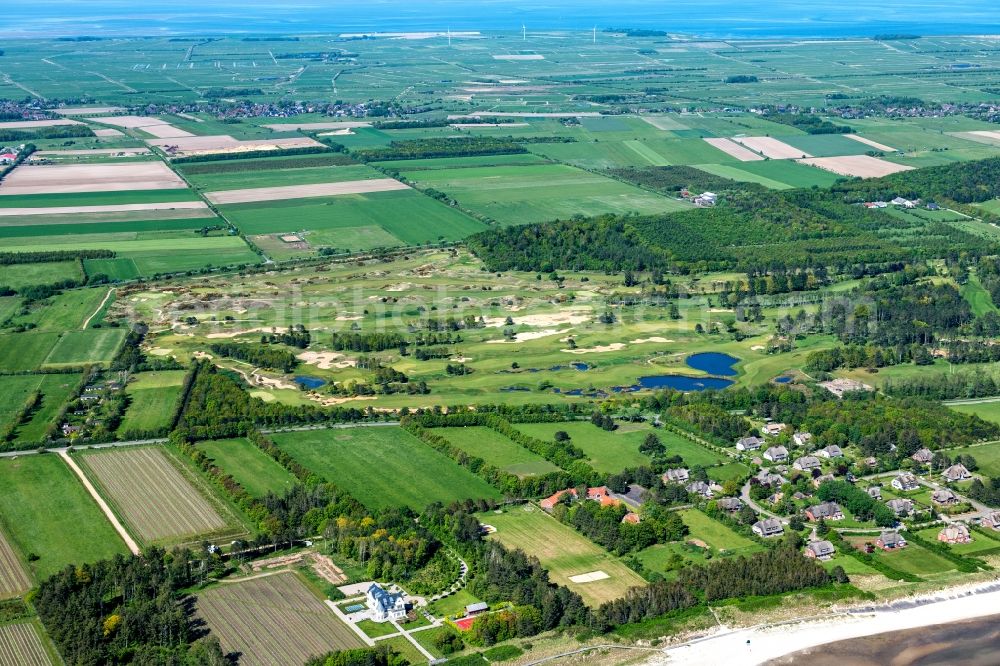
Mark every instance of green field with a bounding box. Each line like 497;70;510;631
197;438;298;497
185;163;380;191
960;274;998;316
0;332;61;372
0;373;80;443
220;189;486;250
272;426;502;510
432;426;561;477
0;261;82;290
0;189;199;209
877;542;956;576
942;440;1000;476
948;401;1000;426
10;288;108;332
481;505;647;607
636;509;761;574
118;370;187;435
0;455;127;579
400;164;688;226
42;328;127;367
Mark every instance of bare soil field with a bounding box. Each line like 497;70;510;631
844;134;897;152
797;155;914;178
205;178;409;204
0;119;82;129
0;163;186;195
0;201;209;217
0;529;30;598
85;115;182;130
93;129;123;137
732;136;812;159
262;121;371;131
953;130;1000;146
134;124;196;139
54;106;124;115
31;148;151;157
196;572;363;666
146;135;324;156
703;137;765;161
0;623;53;666
80;447;228;543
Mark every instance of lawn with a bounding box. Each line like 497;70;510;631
480;505;647;607
118;370;187;435
960;273;998;316
42;328;127;367
947;402;1000;427
426;588;483;619
0;373;80;443
197;438;298;497
272;427;502;510
678;509;761;555
878;542;955;576
431;427;561;477
0;454;127;579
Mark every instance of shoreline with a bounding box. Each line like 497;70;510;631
650;579;1000;665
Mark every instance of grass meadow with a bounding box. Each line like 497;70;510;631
197;438;298;498
118;370;187;435
431;426;561;477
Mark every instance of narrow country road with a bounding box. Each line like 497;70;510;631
82;287;115;329
57;450;140;555
740;481;787;523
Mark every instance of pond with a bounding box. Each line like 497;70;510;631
774;376;793;384
685;352;739;376
571;362;590;371
294;375;326;389
634;375;735;391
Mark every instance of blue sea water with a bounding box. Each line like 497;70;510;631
4;1;1000;38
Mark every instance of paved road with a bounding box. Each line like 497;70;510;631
740;481;787;523
0;437;167;459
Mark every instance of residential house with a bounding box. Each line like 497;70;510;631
763;446;789;463
586;486;621;507
752;518;784;538
621;512;641;525
812;473;835;489
891;472;920;492
793;456;821;472
762;423;787;437
876;531;907;550
736;436;764;452
716;497;744;512
366;584;406;623
911;448;935;464
792;432;813;447
932;489;958;506
466;602;489;616
864;456;878;468
804;540;836;560
757;471;788;487
943;464;972;483
805;501;844;521
686;481;713;498
982;512;1000;530
663;468;690;484
540;489;577;510
867;486;883;500
818;445;844;459
886;498;914;517
938;523;972;544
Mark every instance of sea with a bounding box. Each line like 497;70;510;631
2;1;1000;39
767;613;1000;665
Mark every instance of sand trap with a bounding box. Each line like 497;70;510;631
568;571;610;583
732;136;811;160
54;107;124;116
93;129;124;137
485;311;591;328
146;134;324;157
487;329;561;343
0;118;83;129
263;121;371;131
297;351;356;369
205;178;408;205
562;343;626;354
0;201;208;217
0;162;186;195
630;337;673;344
797;155;913;178
704;137;765;161
844;134;897;152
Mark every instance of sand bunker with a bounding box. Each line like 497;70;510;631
562;343;626;354
297;351;356;369
0;119;83;129
797;155;913;178
844;134;897;153
485;311;591;328
0;201;208;217
568;571;610;583
630;337;673;344
0;162;187;195
204;178;408;205
703;137;765;161
732;136;811;160
486;329;561;343
263;121;371;131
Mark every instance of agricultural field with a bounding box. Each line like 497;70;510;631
197;438;298;497
481;504;647;607
118;370;187;435
0;373;80;444
196;571;363;666
272;427;502;510
77;446;234;545
42;328;127;368
0;261;82;290
0;528;31;599
0;455;127;579
0;622;56;666
431;426;561;477
947;401;1000;427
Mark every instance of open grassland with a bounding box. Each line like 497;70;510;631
184;163;379;192
960;274;998;316
42;328;127;368
0;528;31;599
118;370;186;434
941;440;1000;476
272;426;502;510
0;622;55;666
635;510;761;574
11;288;107;332
0;333;61;372
947;401;1000;426
431;426;561;477
877;542;956;576
220;189;485;250
197;438;298;498
0;373;79;443
0;261;81;290
482;505;646;606
0;455;127;580
196;571;363;666
400;163;687;226
78;447;230;544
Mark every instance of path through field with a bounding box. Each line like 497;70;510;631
58;450;140;554
82;288;114;330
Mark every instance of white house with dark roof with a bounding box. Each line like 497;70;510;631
877;531;906;550
891;472;920;492
818;445;844;459
805;501;843;521
752;518;784;538
762;423;787;437
686;481;714;498
804;540;836;560
366;583;406;623
763;446;789;463
736;436;764;451
792;432;813;447
793;455;821;472
663;468;690;484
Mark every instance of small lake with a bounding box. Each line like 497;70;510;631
774;376;793;384
685;352;739;376
571;362;590;371
294;375;326;389
635;375;735;391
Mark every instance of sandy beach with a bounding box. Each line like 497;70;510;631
651;580;1000;665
